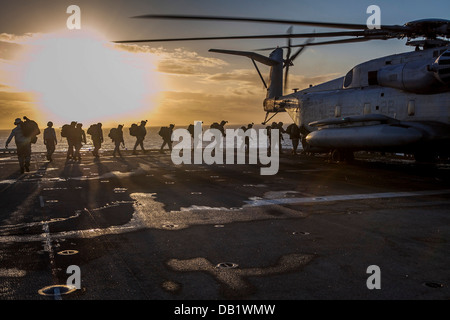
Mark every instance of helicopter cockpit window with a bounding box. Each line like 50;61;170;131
344;69;353;88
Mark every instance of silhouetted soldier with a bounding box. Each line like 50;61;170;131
88;123;103;158
43;121;57;161
73;123;86;161
187;124;195;138
5;118;32;173
244;123;254;151
286;123;301;155
133;120;147;154
265;124;272;149
63;121;77;160
211;120;228;136
188;122;202;148
159;124;174;152
272;122;285;152
111;125;125;158
22;116;40;144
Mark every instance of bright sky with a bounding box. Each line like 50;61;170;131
0;0;449;129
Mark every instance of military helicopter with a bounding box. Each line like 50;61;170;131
115;15;450;162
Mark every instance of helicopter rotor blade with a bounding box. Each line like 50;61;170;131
284;37;313;94
257;35;387;51
290;45;307;61
284;26;293;67
132;14;381;31
284;57;292;94
292;36;387;47
131;14;414;34
290;37;314;61
284;27;293;94
126;15;450;41
114;30;371;44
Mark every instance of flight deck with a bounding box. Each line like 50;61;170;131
0;150;449;301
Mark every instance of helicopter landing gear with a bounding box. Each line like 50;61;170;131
262;111;279;126
330;149;354;163
413;151;437;163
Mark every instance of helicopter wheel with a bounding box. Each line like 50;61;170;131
413;151;437;163
330;149;343;162
331;149;354;163
344;150;355;163
300;137;313;155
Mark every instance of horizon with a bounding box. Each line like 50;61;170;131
0;122;272;131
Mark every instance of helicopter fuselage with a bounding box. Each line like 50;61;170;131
264;46;450;159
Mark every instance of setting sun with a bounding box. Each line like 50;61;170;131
15;29;161;126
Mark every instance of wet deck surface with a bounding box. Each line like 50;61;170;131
0;150;449;301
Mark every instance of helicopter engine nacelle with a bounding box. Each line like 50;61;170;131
377;60;439;93
431;50;450;85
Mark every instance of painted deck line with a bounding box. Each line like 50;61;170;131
243;189;450;207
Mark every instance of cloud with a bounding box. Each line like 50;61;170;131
157;60;197;75
150;90;264;126
0;32;41;61
0;33;37;44
0;90;33;102
116;44;228;75
113;43;162;55
158;50;228;75
207;69;262;85
0;41;23;60
0;90;38;128
204;68;342;97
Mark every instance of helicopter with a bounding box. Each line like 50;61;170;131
115;15;450;162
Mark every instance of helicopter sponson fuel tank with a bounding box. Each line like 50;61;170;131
306;114;450;152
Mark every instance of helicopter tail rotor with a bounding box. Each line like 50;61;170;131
284;27;293;94
283;27;314;94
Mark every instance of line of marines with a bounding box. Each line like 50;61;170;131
5;117;301;173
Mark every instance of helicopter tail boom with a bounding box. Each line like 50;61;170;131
209;49;279;66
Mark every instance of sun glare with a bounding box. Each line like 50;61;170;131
16;29;161;126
